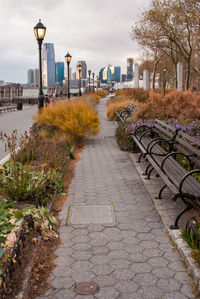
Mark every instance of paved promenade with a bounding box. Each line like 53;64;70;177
38;96;194;299
0;105;37;160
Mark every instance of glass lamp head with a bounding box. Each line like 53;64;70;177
65;52;72;63
34;19;46;41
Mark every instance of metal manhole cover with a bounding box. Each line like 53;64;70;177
73;281;100;295
68;205;115;225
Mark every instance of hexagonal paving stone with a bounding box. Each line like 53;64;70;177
122;236;140;245
107;241;125;250
89;238;108;247
72;243;92;251
71;270;95;282
72;228;89;237
130;253;148;263
136;232;156;241
96;275;117;287
71;261;93;272
103;227;123;241
72;235;91;244
152;267;175;279
148;257;169;267
143;248;163;258
131;262;152;274
110;258;132;269
91;246;110;255
108;249;129;260
50;276;74;289
134;273;158;287
168;261;187;272
174;272;193;284
162;292;188;299
136;286;163;299
92;264;114;275
180;283;195;298
54;256;75;267
139;240;159;249
157;278;181;292
90;255;110;265
87;224;104;232
113;269;135;280
115;280;139;293
94;287;119;299
72;251;92;261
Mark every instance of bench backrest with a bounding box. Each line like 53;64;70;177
154;119;179;140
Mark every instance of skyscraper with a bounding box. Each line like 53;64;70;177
55;62;64;86
27;69;34;86
42;43;56;87
33;69;39;88
127;58;133;81
114;67;121;82
76;61;87;79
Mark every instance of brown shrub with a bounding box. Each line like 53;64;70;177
135;90;200;121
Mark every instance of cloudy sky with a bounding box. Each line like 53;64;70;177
0;0;150;83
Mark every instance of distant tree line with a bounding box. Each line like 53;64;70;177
131;0;200;90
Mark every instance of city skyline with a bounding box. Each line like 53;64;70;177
0;0;150;83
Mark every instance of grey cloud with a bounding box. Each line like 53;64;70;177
0;0;150;82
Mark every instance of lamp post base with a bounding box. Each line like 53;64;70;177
38;94;44;109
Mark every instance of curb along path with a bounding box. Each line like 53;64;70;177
37;96;195;299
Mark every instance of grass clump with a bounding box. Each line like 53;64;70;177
34;99;100;144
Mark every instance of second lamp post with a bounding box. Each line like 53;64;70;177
88;69;91;92
92;72;95;92
65;52;72;99
77;63;83;96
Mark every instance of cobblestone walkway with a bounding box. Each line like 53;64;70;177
38;97;195;299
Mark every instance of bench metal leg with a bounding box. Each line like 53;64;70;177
156;184;167;199
136;153;144;163
170;206;192;230
143;163;151;176
147;167;154;179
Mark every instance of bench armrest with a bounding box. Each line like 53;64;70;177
134;125;154;138
161;152;194;173
148;139;175;156
179;169;200;202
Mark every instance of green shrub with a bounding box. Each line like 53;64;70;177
115;122;139;152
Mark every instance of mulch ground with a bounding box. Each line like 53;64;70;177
0;145;83;299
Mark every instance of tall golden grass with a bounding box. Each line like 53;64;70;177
136;90;200;121
34;98;100;142
106;99;137;121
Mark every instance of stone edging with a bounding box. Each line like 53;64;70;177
129;152;200;293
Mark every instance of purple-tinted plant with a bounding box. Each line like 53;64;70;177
125;119;154;135
167;119;200;140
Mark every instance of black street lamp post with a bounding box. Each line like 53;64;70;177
88;69;91;92
163;68;167;97
92;72;95;92
34;19;46;110
77;63;82;96
65;52;72;99
96;76;99;90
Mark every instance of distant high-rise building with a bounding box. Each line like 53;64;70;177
76;61;87;79
114;67;121;82
33;69;39;88
27;69;34;86
42;43;56;87
127;58;133;81
55;62;64;86
121;74;126;82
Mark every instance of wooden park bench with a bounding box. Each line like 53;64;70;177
132;120;200;229
116;103;137;123
132;119;180;164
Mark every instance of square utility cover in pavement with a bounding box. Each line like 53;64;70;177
68;205;115;225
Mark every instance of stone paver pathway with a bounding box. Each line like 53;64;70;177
37;96;195;299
